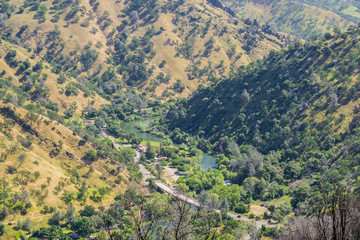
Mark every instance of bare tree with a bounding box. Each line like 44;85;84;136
161;196;200;240
329;92;339;108
279;185;360;240
248;223;261;240
118;184;171;240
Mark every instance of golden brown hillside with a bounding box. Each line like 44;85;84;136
0;41;108;115
0;0;291;99
0;103;130;237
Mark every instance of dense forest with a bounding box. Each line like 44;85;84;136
167;26;360;224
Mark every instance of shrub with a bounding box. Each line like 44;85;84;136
0;207;8;221
234;204;249;214
57;74;66;84
64;109;74;119
0;223;4;236
159;60;166;68
83;150;97;162
173;79;185;93
80;49;98;71
79;205;97;217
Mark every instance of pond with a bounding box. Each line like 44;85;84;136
119;118;164;143
201;153;217;170
120;118;217;170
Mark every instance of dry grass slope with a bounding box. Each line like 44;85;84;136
2;0;291;99
0;41;108;114
0;103;129;226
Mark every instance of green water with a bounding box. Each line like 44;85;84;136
201;153;217;170
120;118;217;170
119;118;163;143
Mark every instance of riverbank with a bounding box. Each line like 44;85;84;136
102;130;278;229
118;118;218;171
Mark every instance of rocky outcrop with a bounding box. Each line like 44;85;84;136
208;0;236;17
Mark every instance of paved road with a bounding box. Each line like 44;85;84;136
103;130;277;229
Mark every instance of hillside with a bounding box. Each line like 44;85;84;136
0;39;143;237
0;0;290;99
222;0;359;39
0;102;132;238
2;0;360;239
167;26;360;217
0;40;108;115
169;26;360;152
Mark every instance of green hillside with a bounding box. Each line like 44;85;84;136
222;0;359;39
167;26;360;219
169;26;360;155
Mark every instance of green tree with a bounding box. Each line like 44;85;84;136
80;49;99;71
291;185;311;208
145;143;156;160
140;152;146;162
155;164;163;179
0;223;4;236
159;60;166;68
71;217;95;237
32;226;67;239
83;150;97;162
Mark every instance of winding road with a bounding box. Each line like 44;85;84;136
103;129;277;229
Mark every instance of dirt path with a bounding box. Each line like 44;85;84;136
3;131;278;230
163;164;180;183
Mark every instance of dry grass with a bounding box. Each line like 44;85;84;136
162;164;180;184
3;0;288;100
0;41;108;114
239;0;354;35
136;0;286;98
7;0;110;66
250;205;269;216
0;103;128;226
